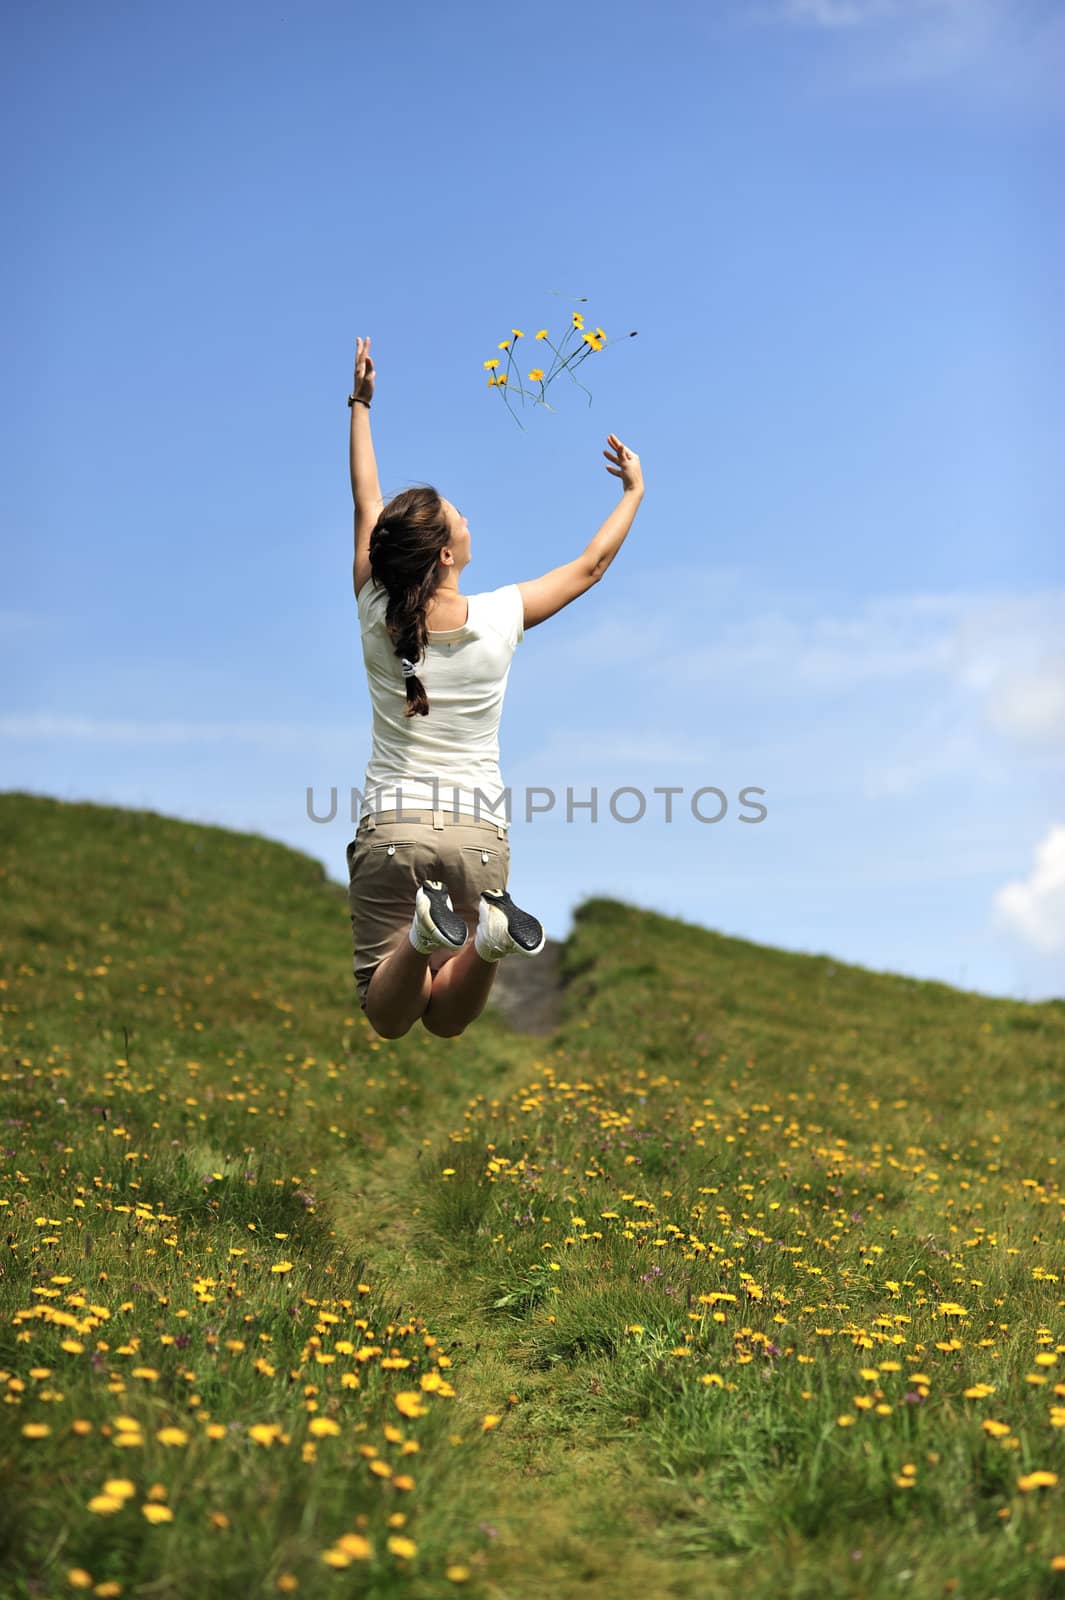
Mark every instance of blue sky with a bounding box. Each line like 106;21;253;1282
3;0;1063;1001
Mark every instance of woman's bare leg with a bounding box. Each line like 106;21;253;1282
364;936;434;1038
420;940;499;1037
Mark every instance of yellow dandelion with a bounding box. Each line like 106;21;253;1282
483;358;500;370
394;1391;427;1419
271;1261;293;1274
102;1478;136;1500
572;313;584;327
446;1566;472;1583
249;1423;284;1446
528;369;545;382
1018;1471;1058;1491
87;1495;124;1515
511;328;524;338
157;1427;188;1447
95;1585;122;1598
67;1570;93;1589
276;1576;299;1593
335;1533;372;1558
497;374;507;386
487;376;497;387
535;329;548;340
387;1535;417;1559
21;1422;50;1439
481;1414;501;1432
308;1417;341;1437
141;1503;174;1523
497;340;511;351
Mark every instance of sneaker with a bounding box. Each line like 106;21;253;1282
409;880;468;955
474;889;546;961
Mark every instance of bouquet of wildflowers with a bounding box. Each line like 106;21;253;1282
482;300;636;429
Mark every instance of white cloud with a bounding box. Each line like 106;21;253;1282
752;0;1065;99
984;657;1065;747
779;0;934;26
992;823;1065;954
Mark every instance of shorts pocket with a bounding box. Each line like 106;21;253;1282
461;843;505;867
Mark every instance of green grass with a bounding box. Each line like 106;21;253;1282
1;789;1063;1600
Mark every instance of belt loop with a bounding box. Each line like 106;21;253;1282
366;813;377;832
432;808;444;830
497;822;506;840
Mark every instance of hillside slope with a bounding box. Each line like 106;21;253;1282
1;790;1063;1600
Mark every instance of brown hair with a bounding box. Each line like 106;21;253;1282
367;485;452;717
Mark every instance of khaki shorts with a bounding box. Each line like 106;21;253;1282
345;808;511;1010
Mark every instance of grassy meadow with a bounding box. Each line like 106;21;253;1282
1;789;1063;1599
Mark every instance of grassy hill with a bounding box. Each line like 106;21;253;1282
1;790;1063;1600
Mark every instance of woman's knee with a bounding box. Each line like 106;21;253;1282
419;1009;470;1038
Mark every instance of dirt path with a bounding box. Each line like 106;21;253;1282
483;935;565;1035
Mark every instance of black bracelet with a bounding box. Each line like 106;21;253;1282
348;394;371;409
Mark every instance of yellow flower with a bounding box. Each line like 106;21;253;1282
446;1566;472;1583
528;369;545;382
21;1422;50;1439
67;1571;93;1589
157;1427;188;1446
497;340;511;351
487;377;497;387
87;1495;125;1515
481;1414;501;1431
535;329;548;340
102;1479;136;1500
335;1533;372;1558
141;1502;174;1523
321;1550;351;1568
572;313;584;327
1018;1470;1058;1491
394;1392;428;1419
387;1535;418;1559
249;1423;284;1446
497;374;507;386
271;1261;293;1274
483;358;500;370
511;328;524;338
308;1417;341;1437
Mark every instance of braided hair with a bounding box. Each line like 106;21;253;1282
367;486;453;718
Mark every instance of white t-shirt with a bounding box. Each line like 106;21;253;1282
355;576;524;830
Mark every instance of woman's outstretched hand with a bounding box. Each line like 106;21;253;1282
353;336;376;405
603;434;643;495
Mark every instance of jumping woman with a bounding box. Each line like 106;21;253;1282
346;334;645;1039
